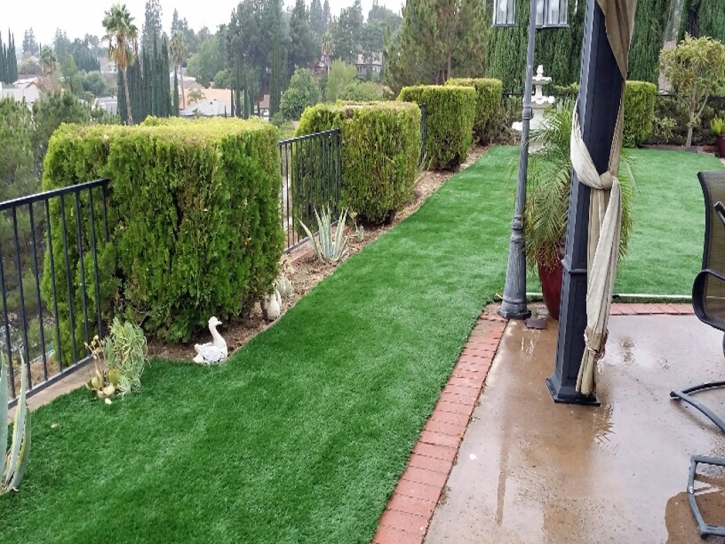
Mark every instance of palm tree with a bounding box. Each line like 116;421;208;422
102;4;138;125
169;32;188;110
39;46;57;76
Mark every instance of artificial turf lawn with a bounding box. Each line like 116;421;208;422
0;147;514;543
3;146;721;543
518;146;725;296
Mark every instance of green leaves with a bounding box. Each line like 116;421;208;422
42;119;284;346
445;78;503;145
398;85;476;170
299;208;350;263
297;102;421;223
1;352;32;494
623;81;657;148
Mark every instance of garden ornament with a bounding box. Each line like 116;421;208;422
261;289;282;321
193;316;228;364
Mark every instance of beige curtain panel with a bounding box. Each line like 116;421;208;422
572;0;637;395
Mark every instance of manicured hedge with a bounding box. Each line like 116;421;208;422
397;85;477;170
445;78;503;145
623;80;657;147
42;118;283;356
296;102;421;224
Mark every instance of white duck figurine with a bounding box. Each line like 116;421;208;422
261;289;282;321
193;316;228;364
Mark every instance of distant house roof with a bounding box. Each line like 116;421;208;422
259;94;270;110
0;83;39;108
14;78;39;89
180;99;233;118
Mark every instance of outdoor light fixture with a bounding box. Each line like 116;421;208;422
497;0;568;320
493;0;569;28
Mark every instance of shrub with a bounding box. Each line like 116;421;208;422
42;118;283;354
445;78;503;144
280;67;320;121
623;80;657;147
397;85;476;170
296;102;421;224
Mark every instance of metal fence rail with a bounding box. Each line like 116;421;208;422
1;179;110;404
278;129;342;252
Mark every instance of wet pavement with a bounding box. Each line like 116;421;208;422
425;315;725;543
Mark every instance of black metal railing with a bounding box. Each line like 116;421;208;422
1;179;110;404
278;129;342;252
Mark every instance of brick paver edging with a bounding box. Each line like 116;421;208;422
372;302;693;544
372;312;507;544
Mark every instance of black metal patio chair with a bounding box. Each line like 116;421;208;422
670;170;725;539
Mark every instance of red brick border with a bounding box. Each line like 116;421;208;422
371;303;694;544
372;312;507;544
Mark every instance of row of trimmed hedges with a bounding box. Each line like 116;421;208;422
296;102;421;224
398;85;477;170
445;78;503;145
623;81;657;147
42;117;283;358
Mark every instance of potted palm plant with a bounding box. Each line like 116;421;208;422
524;101;635;319
712;116;725;158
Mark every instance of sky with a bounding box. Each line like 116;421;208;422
4;0;403;48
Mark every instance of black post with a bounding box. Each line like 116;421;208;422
546;0;623;404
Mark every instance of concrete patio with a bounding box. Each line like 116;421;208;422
426;313;725;543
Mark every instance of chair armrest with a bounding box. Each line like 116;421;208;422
693;268;725;330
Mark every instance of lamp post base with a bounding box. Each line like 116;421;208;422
498;301;531;320
546;374;600;406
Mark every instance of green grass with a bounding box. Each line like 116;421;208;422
615;148;724;295
0;148;514;543
514;146;725;296
3;146;720;543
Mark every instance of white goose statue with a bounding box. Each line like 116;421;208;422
193;316;228;364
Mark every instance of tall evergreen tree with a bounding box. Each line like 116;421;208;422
22;28;38;56
333;0;363;63
322;0;331;33
485;0;584;91
628;0;674;82
385;0;488;90
310;0;326;36
142;0;164;53
680;0;725;42
270;33;283;116
288;0;317;73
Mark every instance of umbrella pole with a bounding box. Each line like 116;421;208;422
546;0;623;405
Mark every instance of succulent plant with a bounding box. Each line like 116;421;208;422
1;351;32;494
299;208;350;264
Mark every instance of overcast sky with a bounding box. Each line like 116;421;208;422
5;0;403;48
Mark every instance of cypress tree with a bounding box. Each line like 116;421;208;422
628;0;673;83
269;33;282;116
162;39;172;116
0;33;6;83
152;36;159;116
486;0;585;91
680;0;725;42
173;69;179;115
230;87;235;117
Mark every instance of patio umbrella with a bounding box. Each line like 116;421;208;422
571;0;637;395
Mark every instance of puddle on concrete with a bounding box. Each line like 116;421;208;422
425;316;725;544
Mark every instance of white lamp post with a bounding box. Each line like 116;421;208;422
496;0;568;320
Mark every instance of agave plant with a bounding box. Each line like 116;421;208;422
524;100;635;270
299;208;350;263
1;352;31;494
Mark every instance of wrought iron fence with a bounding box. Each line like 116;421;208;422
278;129;342;252
1;179;110;405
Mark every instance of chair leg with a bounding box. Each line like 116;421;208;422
670;383;725;435
688;455;725;538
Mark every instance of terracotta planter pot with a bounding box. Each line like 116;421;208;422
718;135;725;159
537;258;564;321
